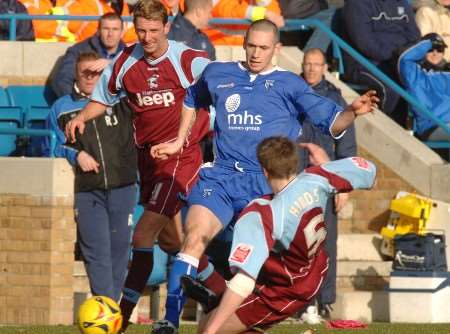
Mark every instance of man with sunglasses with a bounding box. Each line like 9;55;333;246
398;32;450;160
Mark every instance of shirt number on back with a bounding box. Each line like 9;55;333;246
303;213;326;258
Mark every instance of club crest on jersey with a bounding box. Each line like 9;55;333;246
264;80;274;90
147;74;159;89
351;157;370;170
229;243;253;264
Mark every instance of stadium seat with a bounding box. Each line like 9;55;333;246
0;107;22;156
0;87;10;106
6;85;56;108
6;85;56;124
24;106;51;157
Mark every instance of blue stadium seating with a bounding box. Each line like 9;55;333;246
0;87;10;106
0;107;22;156
24;106;51;156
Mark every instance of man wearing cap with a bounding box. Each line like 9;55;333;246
398;32;450;160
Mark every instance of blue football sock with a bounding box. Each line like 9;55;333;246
164;253;199;327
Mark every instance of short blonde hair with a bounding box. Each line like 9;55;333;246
133;0;168;25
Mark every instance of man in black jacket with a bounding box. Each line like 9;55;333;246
168;0;216;60
0;0;34;41
43;51;138;301
300;48;357;320
51;12;125;97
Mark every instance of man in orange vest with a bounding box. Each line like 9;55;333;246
19;0;76;42
66;0;137;43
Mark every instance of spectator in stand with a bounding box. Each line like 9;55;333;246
0;0;35;41
168;0;216;60
279;0;335;52
398;33;450;160
205;0;285;46
19;0;76;42
43;51;138;301
52;12;125;98
342;0;420;125
66;0;137;43
300;48;356;319
414;0;450;62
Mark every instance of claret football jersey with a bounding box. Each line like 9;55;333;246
92;40;210;146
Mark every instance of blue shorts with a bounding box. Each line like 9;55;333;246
187;164;272;227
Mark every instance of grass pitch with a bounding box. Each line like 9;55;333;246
1;323;450;334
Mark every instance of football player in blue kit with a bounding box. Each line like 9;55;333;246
150;19;379;334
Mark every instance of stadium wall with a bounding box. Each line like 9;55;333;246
0;158;75;325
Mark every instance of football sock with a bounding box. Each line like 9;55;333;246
197;255;226;296
164;252;199;327
119;247;154;331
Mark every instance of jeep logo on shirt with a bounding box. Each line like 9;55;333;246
136;92;175;107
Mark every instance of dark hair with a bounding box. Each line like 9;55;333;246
257;136;299;179
98;12;124;30
245;19;279;43
76;51;100;65
133;0;168;25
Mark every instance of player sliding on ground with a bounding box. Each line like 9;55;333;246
183;136;376;334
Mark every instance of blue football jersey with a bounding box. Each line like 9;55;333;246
228;157;376;280
184;62;343;170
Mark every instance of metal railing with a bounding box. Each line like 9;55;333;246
0;14;449;138
0;128;56;157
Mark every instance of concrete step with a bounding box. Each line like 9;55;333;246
337;260;392;291
332;290;389;322
337;234;385;261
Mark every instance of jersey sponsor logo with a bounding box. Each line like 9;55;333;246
136;92;175;107
351;157;369;170
225;94;240;113
229;243;253;264
225;93;262;132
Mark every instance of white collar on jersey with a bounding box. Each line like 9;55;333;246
237;62;280;77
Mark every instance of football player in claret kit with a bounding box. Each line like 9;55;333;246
151;18;378;333
65;0;211;332
186;136;376;334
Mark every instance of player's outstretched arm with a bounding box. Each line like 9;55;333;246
65;101;107;143
331;90;379;137
151;106;197;160
201;272;256;334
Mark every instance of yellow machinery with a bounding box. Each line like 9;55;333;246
380;192;434;257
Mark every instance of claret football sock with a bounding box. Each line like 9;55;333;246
164;253;199;327
119;247;154;332
197;255;226;297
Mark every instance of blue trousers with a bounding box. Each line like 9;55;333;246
75;184;137;301
316;198;337;305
